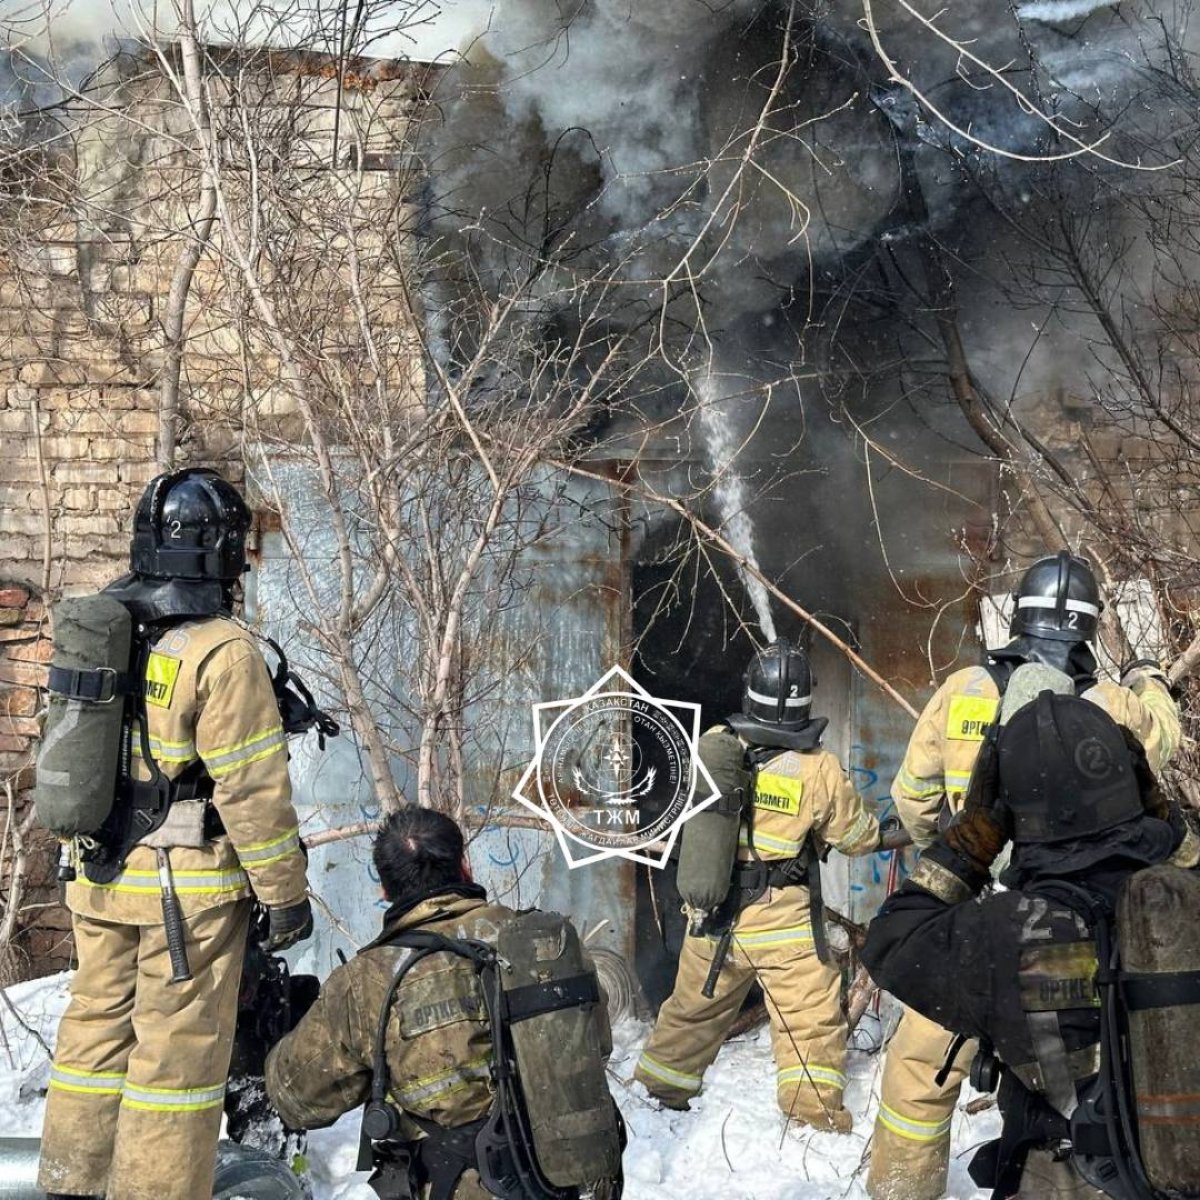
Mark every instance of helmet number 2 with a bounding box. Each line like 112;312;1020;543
168;518;182;540
789;685;799;697
1065;611;1079;629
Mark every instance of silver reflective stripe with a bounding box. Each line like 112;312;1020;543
746;687;810;708
1017;596;1100;616
205;726;287;776
122;1081;226;1110
395;1059;492;1107
877;1101;953;1142
636;1052;702;1093
778;1063;847;1090
50;1065;125;1094
237;828;301;866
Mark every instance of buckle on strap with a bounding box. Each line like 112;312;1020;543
48;664;127;704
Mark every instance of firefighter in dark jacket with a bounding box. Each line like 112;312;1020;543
38;470;312;1200
869;554;1180;1200
862;667;1200;1199
265;806;620;1200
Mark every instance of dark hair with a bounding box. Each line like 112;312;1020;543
373;806;467;900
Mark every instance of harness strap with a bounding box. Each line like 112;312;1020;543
48;664;130;703
1121;968;1200;1012
506;974;599;1024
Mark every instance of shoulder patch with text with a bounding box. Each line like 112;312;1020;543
946;695;999;742
754;772;803;817
145;653;182;709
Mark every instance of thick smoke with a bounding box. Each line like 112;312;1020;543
420;0;1200;625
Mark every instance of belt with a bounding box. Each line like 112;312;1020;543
733;854;809;895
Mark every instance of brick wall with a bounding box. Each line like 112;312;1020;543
0;50;435;979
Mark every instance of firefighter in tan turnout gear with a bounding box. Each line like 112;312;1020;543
867;552;1181;1200
37;470;313;1200
635;639;885;1132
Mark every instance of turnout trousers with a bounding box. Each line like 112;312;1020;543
38;900;251;1200
867;1006;974;1200
635;887;852;1131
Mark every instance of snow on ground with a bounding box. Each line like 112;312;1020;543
0;975;1000;1200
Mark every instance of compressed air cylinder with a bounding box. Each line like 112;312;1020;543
675;728;750;921
34;593;132;837
496;912;622;1190
1118;864;1200;1193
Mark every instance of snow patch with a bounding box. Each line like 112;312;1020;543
0;976;999;1199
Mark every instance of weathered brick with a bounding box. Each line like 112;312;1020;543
0;687;39;716
40;434;92;459
0;608;21;627
0;510;47;536
52;462;118;485
0;536;34;562
0;733;32;753
18;361;88;387
118;460;158;484
0;627;37;643
0;461;45;483
7;638;52;663
0;485;33;509
0;660;45;687
0;409;36;433
0;714;41;737
50;411;110;436
0;585;29;607
60;487;96;510
90;436;153;461
120;410;161;435
59;514;120;537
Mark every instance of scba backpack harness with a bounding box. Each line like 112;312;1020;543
1055;868;1200;1200
35;592;337;879
358;911;623;1200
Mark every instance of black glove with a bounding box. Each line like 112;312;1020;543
261;897;313;952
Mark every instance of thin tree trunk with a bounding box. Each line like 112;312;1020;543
158;0;218;471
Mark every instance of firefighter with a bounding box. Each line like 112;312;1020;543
862;675;1199;1199
867;553;1181;1200
633;639;885;1132
265;806;622;1200
38;469;312;1200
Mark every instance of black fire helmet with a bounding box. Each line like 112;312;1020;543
741;638;813;732
1009;551;1102;644
998;690;1145;844
131;468;252;583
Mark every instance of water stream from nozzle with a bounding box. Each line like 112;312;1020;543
695;371;777;643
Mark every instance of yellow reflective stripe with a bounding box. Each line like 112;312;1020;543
778;1063;847;1091
237;827;301;868
737;829;805;856
205;726;287;778
394;1056;491;1107
734;925;813;948
877;1102;953;1142
637;1052;702;1093
50;1065;125;1095
944;770;973;790
122;1081;225;1112
75;866;249;895
895;765;943;800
